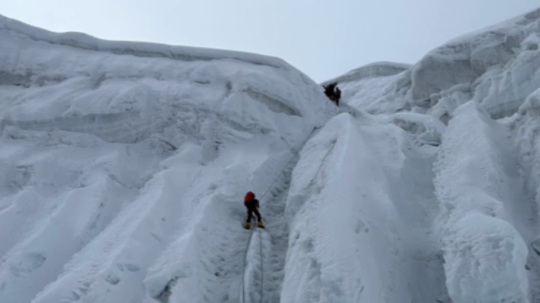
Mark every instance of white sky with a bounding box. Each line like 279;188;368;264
2;0;539;82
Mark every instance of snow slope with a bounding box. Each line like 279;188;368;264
0;13;334;303
3;5;540;303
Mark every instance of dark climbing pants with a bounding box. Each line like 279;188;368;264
246;205;262;223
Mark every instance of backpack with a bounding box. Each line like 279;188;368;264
244;192;254;203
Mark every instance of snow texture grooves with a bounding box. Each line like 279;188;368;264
243;229;263;303
243;162;298;303
1;112;165;144
241;126;318;303
257;166;295;303
140;127;322;303
245;89;301;117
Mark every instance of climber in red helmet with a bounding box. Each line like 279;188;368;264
244;191;264;229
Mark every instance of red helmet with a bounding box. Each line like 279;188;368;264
244;192;254;203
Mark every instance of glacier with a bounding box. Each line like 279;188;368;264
2;6;540;303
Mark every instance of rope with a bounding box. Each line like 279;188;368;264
259;230;264;303
241;218;256;303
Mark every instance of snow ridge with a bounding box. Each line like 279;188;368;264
0;15;288;69
322;61;411;86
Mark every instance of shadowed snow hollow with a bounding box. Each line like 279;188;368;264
0;14;334;303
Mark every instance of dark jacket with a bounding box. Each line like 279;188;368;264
244;192;259;209
324;83;336;97
334;87;341;100
246;198;259;209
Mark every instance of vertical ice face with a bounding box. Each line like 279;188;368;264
434;102;529;303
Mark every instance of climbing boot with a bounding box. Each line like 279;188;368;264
245;222;251;230
258;221;265;229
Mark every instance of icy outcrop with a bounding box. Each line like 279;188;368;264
335;7;540;121
417;10;540;119
434;102;529;303
508;89;540;301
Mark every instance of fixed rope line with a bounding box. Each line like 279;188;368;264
259;231;264;303
241;218;257;303
240;125;319;303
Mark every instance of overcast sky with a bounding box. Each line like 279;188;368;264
2;0;540;82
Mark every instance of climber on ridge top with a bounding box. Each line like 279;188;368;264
323;82;341;106
244;191;264;229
